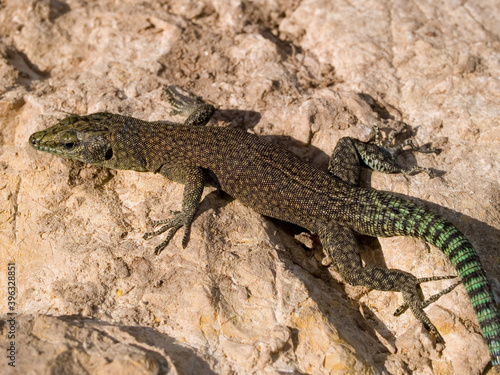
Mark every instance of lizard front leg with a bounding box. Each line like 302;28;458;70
144;165;205;254
142;87;215;254
162;86;215;127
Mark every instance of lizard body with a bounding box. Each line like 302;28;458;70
29;87;500;367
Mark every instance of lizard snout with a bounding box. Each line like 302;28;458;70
29;131;45;149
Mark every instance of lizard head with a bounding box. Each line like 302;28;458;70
29;113;115;164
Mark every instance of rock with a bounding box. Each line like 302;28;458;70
1;0;499;373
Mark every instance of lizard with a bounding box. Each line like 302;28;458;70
29;86;500;367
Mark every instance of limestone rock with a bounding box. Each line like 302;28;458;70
1;0;499;373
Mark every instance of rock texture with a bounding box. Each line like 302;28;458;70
1;0;499;374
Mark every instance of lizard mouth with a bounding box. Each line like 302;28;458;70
29;131;63;156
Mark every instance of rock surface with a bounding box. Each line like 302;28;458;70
1;0;500;374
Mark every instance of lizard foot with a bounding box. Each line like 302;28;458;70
143;210;193;255
394;275;461;316
162;86;215;126
396;275;461;344
368;123;441;178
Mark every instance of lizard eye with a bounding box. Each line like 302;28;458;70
64;142;75;150
104;148;113;160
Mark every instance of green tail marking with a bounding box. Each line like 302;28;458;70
415;211;500;366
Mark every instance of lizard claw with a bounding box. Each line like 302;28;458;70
401;288;445;344
150;210;180;227
363;123;440;178
395;275;461;345
162;85;215;127
372;123;441;157
143;210;194;254
394;276;461;316
163;86;199;114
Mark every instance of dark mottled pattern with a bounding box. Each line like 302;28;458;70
29;87;500;366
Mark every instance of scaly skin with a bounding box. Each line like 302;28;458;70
29;87;500;366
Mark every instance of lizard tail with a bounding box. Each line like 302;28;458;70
419;214;500;366
369;191;500;366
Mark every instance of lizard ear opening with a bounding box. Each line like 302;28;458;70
105;148;113;160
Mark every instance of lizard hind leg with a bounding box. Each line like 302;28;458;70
328;137;363;185
367;124;441;177
319;223;447;344
327;123;440;184
162;86;215;126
